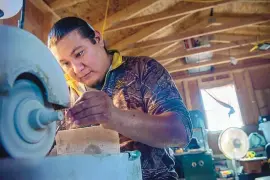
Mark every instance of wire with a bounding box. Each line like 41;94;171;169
18;0;25;29
183;0;224;3
101;0;110;38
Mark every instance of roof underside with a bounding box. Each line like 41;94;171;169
33;0;270;78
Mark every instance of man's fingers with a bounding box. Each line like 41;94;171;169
74;91;100;104
68;96;105;116
74;113;107;126
72;105;104;120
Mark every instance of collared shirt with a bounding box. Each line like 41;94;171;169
68;54;192;180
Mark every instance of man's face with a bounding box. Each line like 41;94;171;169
50;30;110;87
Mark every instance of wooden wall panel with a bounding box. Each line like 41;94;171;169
249;67;270;90
178;66;270;155
2;0;45;42
175;81;186;106
243;71;260;120
233;71;257;125
255;89;270;116
188;80;204;113
183;81;192;110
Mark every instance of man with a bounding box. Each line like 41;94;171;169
48;17;192;180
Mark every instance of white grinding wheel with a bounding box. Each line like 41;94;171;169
0;79;63;158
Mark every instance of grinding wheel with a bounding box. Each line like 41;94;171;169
0;79;63;158
0;25;70;158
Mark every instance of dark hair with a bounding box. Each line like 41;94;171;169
48;17;96;48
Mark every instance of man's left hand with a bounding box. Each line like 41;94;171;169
66;90;116;127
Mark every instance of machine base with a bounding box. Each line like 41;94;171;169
0;152;142;180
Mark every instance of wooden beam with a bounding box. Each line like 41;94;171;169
157;35;270;65
137;45;172;57
125;14;270;50
42;14;54;44
183;81;192;110
110;15;189;51
226;26;270;36
168;51;270;73
106;0;233;32
49;0;87;10
28;0;60;21
239;0;270;2
152;42;180;57
173;59;270;82
138;42;179;57
126;12;204;57
243;70;260;123
210;34;256;43
93;0;159;31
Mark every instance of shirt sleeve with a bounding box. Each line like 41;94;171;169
140;58;193;140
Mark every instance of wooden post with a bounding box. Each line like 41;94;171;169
243;70;260;124
42;14;54;44
183;80;192;110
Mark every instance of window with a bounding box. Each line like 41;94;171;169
200;84;243;131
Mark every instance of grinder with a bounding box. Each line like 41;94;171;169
0;25;70;158
0;25;142;180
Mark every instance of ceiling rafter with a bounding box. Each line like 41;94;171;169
167;51;270;73
157;35;270;66
124;14;270;50
124;11;207;57
106;0;234;32
109;15;190;51
173;60;270;82
210;34;257;43
49;0;88;10
93;0;160;31
28;0;60;21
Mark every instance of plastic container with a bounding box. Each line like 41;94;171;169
259;121;270;143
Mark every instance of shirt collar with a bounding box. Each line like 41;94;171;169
111;51;123;70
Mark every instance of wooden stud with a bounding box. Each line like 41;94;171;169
174;61;270;82
42;14;54;44
49;0;87;10
183;81;192;110
110;15;189;51
137;44;175;57
28;0;60;21
243;70;260;123
239;0;270;2
210;34;257;43
198;76;233;89
125;15;270;50
168;51;270;73
106;0;234;32
139;42;179;57
266;89;270;115
157;35;270;65
233;71;256;125
93;0;159;31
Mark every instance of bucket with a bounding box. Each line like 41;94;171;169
259;121;270;143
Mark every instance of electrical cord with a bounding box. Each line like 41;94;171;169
18;0;25;29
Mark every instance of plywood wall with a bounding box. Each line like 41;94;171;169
1;0;46;43
176;65;270;127
250;67;270;116
175;64;270;154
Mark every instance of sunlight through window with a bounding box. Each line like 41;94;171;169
200;84;243;131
